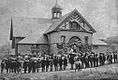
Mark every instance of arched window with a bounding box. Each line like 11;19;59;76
54;13;57;18
57;13;60;18
68;36;81;45
60;35;66;43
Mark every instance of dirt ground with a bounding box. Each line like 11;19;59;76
1;63;118;80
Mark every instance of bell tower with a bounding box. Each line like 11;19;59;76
51;0;62;19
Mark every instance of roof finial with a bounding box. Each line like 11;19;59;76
56;0;57;5
53;0;62;10
55;0;58;7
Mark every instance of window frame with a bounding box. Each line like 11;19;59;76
60;35;66;43
84;36;89;44
69;21;80;30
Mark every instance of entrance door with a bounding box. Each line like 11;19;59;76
68;36;82;53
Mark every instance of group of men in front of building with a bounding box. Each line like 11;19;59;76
0;55;68;73
1;51;118;74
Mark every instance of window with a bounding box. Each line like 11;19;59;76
70;21;80;30
54;13;57;18
60;35;66;43
57;13;60;18
85;36;88;44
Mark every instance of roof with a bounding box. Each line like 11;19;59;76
100;36;118;44
12;9;96;37
13;9;96;44
12;17;52;37
44;10;72;34
18;29;49;44
45;9;96;34
107;36;118;44
93;39;107;46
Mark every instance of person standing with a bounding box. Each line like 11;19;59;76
95;54;99;67
102;53;106;65
114;51;117;63
58;57;63;71
63;57;67;70
36;59;40;73
16;59;21;73
68;54;75;70
12;59;17;73
109;54;112;64
41;57;46;72
99;53;103;66
49;57;53;71
93;54;96;67
81;53;85;69
32;60;37;73
85;55;89;68
1;60;5;73
23;59;29;73
88;54;93;67
28;59;32;73
53;56;58;71
45;57;50;72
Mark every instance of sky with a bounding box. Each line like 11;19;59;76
0;0;118;46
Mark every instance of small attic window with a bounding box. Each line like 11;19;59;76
70;21;80;30
54;13;56;17
57;13;60;18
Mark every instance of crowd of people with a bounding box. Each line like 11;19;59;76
0;51;118;74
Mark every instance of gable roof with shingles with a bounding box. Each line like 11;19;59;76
12;17;52;37
18;30;48;44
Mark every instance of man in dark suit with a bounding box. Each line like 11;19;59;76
23;59;29;73
68;54;75;70
45;57;50;72
99;53;103;66
49;57;53;71
63;57;67;70
53;56;58;71
41;57;46;72
1;60;5;73
114;51;117;63
58;56;63;71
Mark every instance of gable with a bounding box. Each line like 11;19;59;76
56;10;94;33
57;19;87;32
45;9;96;34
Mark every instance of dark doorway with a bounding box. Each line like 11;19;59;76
68;36;82;53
